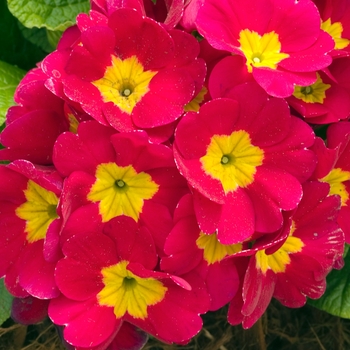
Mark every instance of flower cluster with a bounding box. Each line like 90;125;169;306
1;0;350;349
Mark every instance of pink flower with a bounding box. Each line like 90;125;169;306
228;181;344;328
0;160;63;298
287;63;350;124
174;86;316;244
314;0;350;57
43;8;205;141
311;121;350;242
0;68;67;164
161;194;240;311
53;121;188;251
50;216;209;347
196;0;334;97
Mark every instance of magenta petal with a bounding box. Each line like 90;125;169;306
61;203;102;243
62;232;118;268
192;189;222;234
5;259;29;298
80;26;115;64
206;260;239;311
49;296;121;348
247;184;283;233
19;241;59;299
280;30;333;72
253;68;316;98
108;322;148;350
0;110;67;164
174;148;225;203
140;201;173;255
11;296;49;325
109;9;174;70
104;216;157;269
55;258;103;301
217;189;255;244
253;167;302;212
131;69;194;128
53;121;116;176
241;258;275;329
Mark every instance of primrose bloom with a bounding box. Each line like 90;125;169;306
0;68;67;165
0;160;62;299
311;122;350;242
196;0;334;97
287;61;350;124
174;86;316;244
161;194;240;311
228;181;344;329
43;8;205;140
50;217;209;348
314;0;350;56
53;121;188;251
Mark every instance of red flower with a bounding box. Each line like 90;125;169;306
311;121;350;242
43;8;205;141
53;121;188;251
174;86;316;244
196;0;334;97
228;181;344;328
50;217;209;347
0;161;63;298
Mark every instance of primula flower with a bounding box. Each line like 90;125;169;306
196;0;334;97
314;0;350;56
0;68;67;165
174;86;316;244
43;8;205;140
161;194;240;311
287;68;350;124
228;181;344;329
50;216;209;348
0;160;63;299
53;121;188;251
311;121;350;242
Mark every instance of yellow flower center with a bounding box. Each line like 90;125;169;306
66;113;79;134
255;222;304;274
92;55;158;114
321;18;350;50
321;168;350;206
293;73;331;103
87;162;159;222
15;180;59;243
196;232;242;264
184;86;208;112
200;130;264;194
238;29;289;73
97;260;167;319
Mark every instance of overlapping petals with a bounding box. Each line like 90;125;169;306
174;85;316;243
0;0;349;348
197;0;334;97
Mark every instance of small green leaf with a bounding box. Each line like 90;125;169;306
309;244;350;318
7;0;90;31
0;60;26;123
0;279;13;326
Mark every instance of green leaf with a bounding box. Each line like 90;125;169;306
0;279;13;326
0;1;46;70
0;60;26;123
18;22;55;53
309;244;350;318
7;0;90;31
